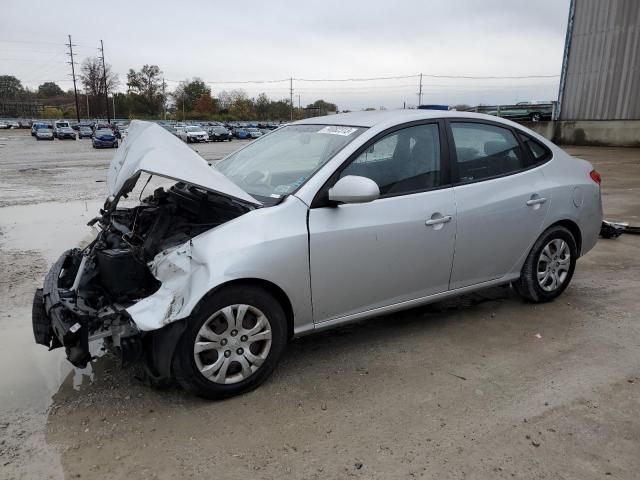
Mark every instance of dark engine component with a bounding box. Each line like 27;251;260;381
96;248;158;299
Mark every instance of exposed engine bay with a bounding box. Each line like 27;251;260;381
33;181;252;368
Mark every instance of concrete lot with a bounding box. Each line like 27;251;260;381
0;129;639;479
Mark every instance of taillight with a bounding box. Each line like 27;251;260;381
590;169;601;185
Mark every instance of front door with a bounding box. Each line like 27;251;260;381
308;122;457;323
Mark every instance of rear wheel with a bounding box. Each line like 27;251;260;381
514;225;577;303
173;285;288;399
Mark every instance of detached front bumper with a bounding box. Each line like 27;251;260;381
32;249;140;368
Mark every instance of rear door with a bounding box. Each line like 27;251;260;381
446;120;551;289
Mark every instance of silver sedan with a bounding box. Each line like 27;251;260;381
33;111;603;398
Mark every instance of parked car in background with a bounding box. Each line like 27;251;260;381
233;128;251;139
178;125;209;143
0;121;9;129
79;126;94;139
92;129;118;148
53;120;71;138
31;113;603;399
485;102;553;122
35;127;54;140
206;126;233;142
56;126;77;140
246;127;263;139
31;122;52;136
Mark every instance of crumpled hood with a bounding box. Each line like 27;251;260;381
106;120;260;206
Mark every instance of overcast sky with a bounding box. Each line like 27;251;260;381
1;0;570;110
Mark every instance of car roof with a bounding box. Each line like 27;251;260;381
293;109;520;128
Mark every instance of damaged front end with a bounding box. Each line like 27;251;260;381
33;181;253;369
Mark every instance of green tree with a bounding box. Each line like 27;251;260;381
126;65;164;115
173;78;210;112
41;107;63;118
308;99;338;115
37;82;64;98
255;93;270;120
0;75;24;98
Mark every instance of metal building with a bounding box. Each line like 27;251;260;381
557;0;640;120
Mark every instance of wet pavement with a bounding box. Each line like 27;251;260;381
0;129;639;479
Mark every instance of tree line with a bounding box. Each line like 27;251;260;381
0;60;338;121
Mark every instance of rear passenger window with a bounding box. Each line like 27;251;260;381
450;123;526;182
518;133;552;164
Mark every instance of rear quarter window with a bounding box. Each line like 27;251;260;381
518;132;552;165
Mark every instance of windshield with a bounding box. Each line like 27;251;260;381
216;124;366;204
185;126;201;132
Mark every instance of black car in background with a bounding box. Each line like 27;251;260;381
79;126;94;139
57;127;77;140
92;129;118;148
207;126;233;141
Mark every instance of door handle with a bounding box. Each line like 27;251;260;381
425;215;452;226
526;197;547;206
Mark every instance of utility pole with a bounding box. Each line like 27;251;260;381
99;40;110;123
417;73;423;108
289;77;293;121
298;94;301;109
162;77;167;120
66;35;80;123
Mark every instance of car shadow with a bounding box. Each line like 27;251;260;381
51;285;515;402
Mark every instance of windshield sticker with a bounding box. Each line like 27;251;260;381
318;126;358;136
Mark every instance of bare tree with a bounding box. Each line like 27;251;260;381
79;57;119;96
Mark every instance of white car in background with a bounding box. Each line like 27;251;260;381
178;125;209;143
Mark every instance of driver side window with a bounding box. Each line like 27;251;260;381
339;123;442;197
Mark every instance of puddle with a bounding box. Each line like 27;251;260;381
0;199;102;262
0;199;104;479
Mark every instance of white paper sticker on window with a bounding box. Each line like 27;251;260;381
318;126;358;136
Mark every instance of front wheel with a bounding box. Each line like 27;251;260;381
514;225;577;303
173;285;288;399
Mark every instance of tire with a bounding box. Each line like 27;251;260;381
173;285;288;399
530;112;541;122
514;225;577;303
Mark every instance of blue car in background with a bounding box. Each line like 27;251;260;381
92;129;118;149
233;128;251;139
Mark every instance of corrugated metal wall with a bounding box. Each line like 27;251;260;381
560;0;640;120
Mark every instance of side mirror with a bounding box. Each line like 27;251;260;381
328;175;380;204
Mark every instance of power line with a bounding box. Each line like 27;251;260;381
295;74;420;82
